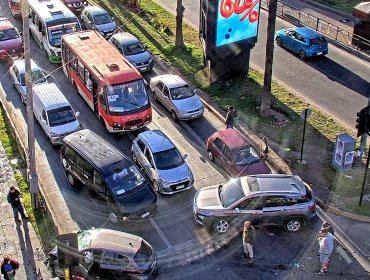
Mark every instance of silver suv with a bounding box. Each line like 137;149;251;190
131;130;194;194
193;174;316;233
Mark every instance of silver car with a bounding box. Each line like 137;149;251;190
109;32;154;72
9;59;48;103
193;174;316;233
131;129;194;194
150;74;204;121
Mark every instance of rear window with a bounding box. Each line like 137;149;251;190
246;177;260;192
133;240;152;266
48;106;76;127
309;37;326;45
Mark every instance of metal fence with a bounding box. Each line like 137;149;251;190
261;0;370;58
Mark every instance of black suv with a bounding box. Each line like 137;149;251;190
61;129;157;223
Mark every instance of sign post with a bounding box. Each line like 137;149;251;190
300;108;311;164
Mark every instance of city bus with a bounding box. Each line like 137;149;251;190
61;31;152;132
28;0;81;63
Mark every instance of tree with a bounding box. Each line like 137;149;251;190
128;0;140;12
260;0;278;118
175;0;185;48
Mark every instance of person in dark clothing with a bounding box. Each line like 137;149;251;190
7;186;28;222
225;106;235;129
1;257;17;280
242;221;256;264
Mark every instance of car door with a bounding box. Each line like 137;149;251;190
40;109;50;136
153;81;164;104
262;195;289;226
143;147;156;181
97;251;130;280
232;196;263;226
133;138;146;167
293;32;307;53
284;30;297;52
161;85;172;110
221;145;236;176
210;137;225;165
12;67;22;96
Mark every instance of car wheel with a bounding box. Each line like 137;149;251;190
275;37;283;47
213;219;229;233
153;92;158;102
132;152;137;163
299;50;307;60
171;110;178;121
109;212;119;224
208;150;214;161
284;218;303;232
66;172;76;187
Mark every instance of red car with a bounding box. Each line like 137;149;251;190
0;18;23;60
207;128;271;178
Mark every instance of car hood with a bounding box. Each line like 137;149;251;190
50;119;80;135
0;37;22;50
95;22;116;32
157;162;190;183
196;185;223;210
126;51;151;64
235;160;271;177
172;95;203;112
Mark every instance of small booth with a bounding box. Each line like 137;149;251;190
332;133;356;172
352;2;370;50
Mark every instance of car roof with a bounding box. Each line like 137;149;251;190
244;174;306;196
63;129;131;173
157;74;187;89
216;129;250;150
139;129;175;153
113;32;139;45
33;83;70;111
295;27;321;38
13;59;41;74
87;229;142;254
0;18;15;30
85;5;107;15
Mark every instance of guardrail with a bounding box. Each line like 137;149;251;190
261;0;370;59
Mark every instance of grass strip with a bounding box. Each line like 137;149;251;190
312;0;359;14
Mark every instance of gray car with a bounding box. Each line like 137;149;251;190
150;74;204;121
193;174;316;233
109;32;154;73
131;129;194;194
81;6;116;38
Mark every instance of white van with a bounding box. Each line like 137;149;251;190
33;83;81;145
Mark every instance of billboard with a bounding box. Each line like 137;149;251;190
216;0;261;47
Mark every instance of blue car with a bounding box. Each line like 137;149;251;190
275;27;328;59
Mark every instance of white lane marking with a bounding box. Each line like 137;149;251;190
149;217;172;249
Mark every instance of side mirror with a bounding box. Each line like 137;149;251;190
183;154;188;160
234;207;240;213
75;111;80;117
111;17;115;21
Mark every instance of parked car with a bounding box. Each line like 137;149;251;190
80;6;116;38
275;27;328;60
49;228;158;280
62;129;157;223
33;83;81;145
207;128;271;177
131;129;194;194
150;74;204;121
109;32;154;73
63;0;87;12
9;59;48;103
193;174;316;233
0;17;23;59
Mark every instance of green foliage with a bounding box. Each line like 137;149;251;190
313;0;359;14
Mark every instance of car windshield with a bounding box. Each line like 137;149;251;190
219;179;245;208
122;42;145;56
170;85;194;100
106;80;149;114
0;28;19;41
48;106;76;127
309;37;326;45
20;70;46;86
133;240;152;266
234;146;260;166
48;22;80;48
153;148;184;170
93;13;112;25
78;230;92;251
105;165;145;195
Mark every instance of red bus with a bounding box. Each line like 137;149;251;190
61;31;152;132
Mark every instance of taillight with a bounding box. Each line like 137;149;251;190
308;202;316;211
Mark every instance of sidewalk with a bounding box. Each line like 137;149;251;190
0;141;51;280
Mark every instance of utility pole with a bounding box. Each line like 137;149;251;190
22;0;39;209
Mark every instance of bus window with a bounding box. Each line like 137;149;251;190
78;61;85;82
71;54;77;71
85;68;92;92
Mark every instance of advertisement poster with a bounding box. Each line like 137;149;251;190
216;0;261;47
344;151;354;165
334;138;344;166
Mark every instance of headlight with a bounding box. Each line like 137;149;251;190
159;177;170;187
179;109;187;114
67;3;72;7
148;58;153;64
112;122;123;130
50;49;55;56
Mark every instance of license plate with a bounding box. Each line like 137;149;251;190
176;184;185;190
317;52;323;55
130;125;138;129
141;212;150;218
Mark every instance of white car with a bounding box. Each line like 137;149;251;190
150;74;204;121
9;59;48;103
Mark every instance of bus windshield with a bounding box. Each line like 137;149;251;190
47;22;80;48
106;80;149;114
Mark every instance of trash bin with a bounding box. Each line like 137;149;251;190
332;133;356;171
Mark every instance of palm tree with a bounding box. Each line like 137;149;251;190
175;0;185;48
261;0;278;117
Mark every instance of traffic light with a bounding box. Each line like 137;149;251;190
356;106;369;137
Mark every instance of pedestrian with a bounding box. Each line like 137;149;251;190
1;257;18;280
242;221;255;264
7;186;28;222
225;106;235;129
316;228;334;275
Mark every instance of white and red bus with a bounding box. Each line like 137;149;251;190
61;30;152;132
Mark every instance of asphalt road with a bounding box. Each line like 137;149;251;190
157;0;370;130
0;2;368;279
